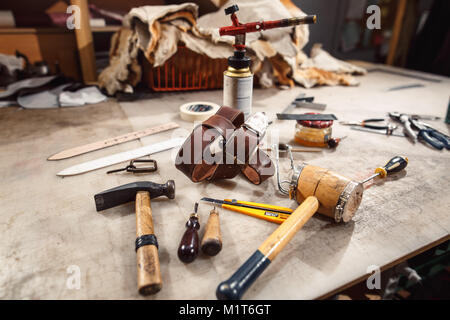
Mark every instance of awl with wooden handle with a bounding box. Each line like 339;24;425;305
201;207;223;256
177;203;200;263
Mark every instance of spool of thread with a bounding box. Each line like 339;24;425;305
179;102;220;122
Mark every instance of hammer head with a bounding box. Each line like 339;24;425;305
94;180;175;212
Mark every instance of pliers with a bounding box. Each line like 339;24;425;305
340;118;397;134
409;119;450;150
388;112;418;141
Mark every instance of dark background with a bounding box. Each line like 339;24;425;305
1;0;449;76
294;0;449;76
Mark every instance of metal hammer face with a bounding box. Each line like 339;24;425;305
94;180;175;211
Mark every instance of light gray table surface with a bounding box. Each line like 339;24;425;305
1;63;449;299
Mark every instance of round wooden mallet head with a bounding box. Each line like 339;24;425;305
294;165;364;222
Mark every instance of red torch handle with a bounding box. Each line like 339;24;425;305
219;15;316;37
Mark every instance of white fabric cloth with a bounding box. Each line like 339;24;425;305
300;44;367;75
0;53;23;73
59;87;107;107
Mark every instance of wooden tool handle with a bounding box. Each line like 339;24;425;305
177;214;200;263
216;196;319;300
135;191;162;295
201;208;222;256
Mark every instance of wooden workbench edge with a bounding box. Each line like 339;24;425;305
316;234;450;300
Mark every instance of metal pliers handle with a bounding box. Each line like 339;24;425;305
388;112;417;142
340;118;397;133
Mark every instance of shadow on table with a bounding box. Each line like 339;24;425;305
294;214;355;274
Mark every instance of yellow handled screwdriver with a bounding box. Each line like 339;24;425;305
361;155;409;184
201;198;293;224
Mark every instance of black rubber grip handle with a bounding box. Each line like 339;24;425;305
430;130;450;150
420;130;443;150
363;118;385;122
216;250;270;300
419;129;444;150
225;4;239;15
383;155;408;174
363;124;389;130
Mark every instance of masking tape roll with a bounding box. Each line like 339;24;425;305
180;101;220;122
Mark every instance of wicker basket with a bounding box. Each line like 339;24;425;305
143;45;228;91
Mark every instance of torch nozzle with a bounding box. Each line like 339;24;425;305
288;15;317;26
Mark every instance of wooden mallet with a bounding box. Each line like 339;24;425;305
216;156;407;299
94;180;175;295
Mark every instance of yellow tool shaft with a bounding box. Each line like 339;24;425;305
222;204;288;224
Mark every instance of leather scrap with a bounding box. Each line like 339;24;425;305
99;1;367;95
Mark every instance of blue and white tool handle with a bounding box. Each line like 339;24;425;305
418;129;450;150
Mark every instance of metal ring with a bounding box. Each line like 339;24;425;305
334;181;361;223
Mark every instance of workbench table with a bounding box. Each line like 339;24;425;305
1;63;449;299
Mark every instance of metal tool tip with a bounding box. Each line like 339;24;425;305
194;202;199;213
166;180;176;199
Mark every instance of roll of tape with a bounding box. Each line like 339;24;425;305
179;101;220;122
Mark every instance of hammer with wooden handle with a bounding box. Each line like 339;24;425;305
94;180;175;295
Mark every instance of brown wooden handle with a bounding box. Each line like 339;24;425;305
177;214;200;263
135;191;162;295
201;208;222;256
257;196;319;260
217;196;319;300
